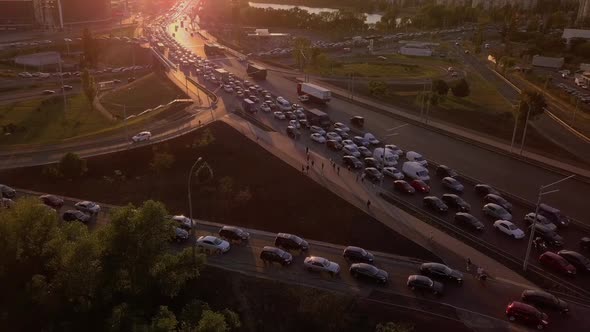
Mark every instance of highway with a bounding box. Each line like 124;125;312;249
12;189;590;331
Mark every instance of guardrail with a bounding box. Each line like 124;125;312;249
186;76;218;105
377;190;590;307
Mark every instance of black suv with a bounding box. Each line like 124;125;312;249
532;224;564;247
454;213;484;231
558;250;590;272
343;246;374;264
441;194;471;212
435;165;457;178
260;246;293;266
423;196;448;213
219;226;250;243
419;262;463;284
40;194;64;210
274;233;309;251
521;289;569;314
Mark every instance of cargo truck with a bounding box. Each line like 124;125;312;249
247;63;267;80
297;82;331;103
304;108;331;128
214;68;229;83
242;98;256;114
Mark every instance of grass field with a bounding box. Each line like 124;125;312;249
100;72;186;117
312;62;440;79
0;94;112;145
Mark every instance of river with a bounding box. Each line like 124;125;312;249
247;2;383;25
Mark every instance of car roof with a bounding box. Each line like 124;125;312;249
221;225;239;231
262;246;283;253
509;301;538;312
345;246;365;253
522;289;555;299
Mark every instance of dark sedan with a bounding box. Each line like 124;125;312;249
558;250;590;273
423;196;448;213
435;165;457;178
532;224;564;247
441;194;470;212
327;140;343;151
364;157;381;169
62;210;91;223
407;275;444;296
484;194;512;212
343;246;374;264
364;167;383;182
350;263;388;284
394;180;415;194
454;213;484;231
475;183;500;196
343;156;363;169
442;177;464;193
40;194;64;210
521;289;569;314
419;262;463;284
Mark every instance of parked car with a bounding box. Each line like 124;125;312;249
304;256;340;276
352;136;370;147
364;167;384;182
364;133;380;145
384;144;403;157
482;203;513;221
0;184;16;198
423;196;448;213
475;184;500;196
62;210;91;223
435;165;457;178
342;145;361;158
334;128;349;139
196;235;231;254
174;227;189;241
311;133;327;143
219;226;250;243
358;146;372;158
521;289;569;314
327;140;343;151
406;275;444;295
40;194;64;209
406;151;428;167
74;201;100;215
505;301;549;330
493;220;525;239
273;111;286;120
442;177;464;193
538;203;570;228
419;262;463;284
310;125;326;136
394;180;415;194
557;250;590;273
363;157;381;169
454;213;484;231
382;167;404;180
350;115;364;127
524;213;556;232
326;132;342;142
172;215;192;230
286;126;301;139
410;180;430;193
581;237;590;252
132;131;152;143
484;194;512;212
334;122;350;132
539;252;576;276
342;246;374;264
275;233;309;251
350;263;388;284
531;224;564;247
441;194;470;212
260;246;293;265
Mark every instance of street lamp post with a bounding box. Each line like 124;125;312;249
188;157;203;267
509;102;519;153
522;174;575;271
519;103;532;155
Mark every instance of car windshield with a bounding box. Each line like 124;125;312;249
417;171;428;176
507;224;517;230
213;238;222;245
366;265;379;275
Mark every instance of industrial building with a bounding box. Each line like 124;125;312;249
0;0;111;28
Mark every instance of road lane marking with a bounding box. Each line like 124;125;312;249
387;123;409;131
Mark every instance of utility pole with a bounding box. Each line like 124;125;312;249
572;98;579;128
519;103;532;155
510;102;520;153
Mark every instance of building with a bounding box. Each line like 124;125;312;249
0;0;36;26
472;0;538;10
531;55;564;69
562;28;590;47
50;0;111;27
578;0;590;23
1;0;111;28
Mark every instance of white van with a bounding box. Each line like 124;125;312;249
276;96;291;111
402;161;430;182
406;151;428;167
373;147;398;166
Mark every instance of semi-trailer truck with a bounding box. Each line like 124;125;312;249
304;108;331;128
297;82;331;103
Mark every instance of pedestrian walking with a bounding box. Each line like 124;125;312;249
347;165;351;171
306;154;310;162
321;162;324;171
305;146;309;154
337;166;340;175
332;162;336;169
367;200;371;209
302;164;305;173
311;160;315;168
198;120;202;126
466;258;472;272
306;165;310;173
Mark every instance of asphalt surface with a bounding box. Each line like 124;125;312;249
10;190;590;332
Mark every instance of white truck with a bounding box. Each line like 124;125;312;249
297;82;331;103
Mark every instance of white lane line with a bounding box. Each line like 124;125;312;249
387;123;409;131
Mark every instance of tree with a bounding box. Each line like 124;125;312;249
451;78;470;97
376;321;414;332
82;69;97;107
432;79;449;95
293;37;311;70
368;80;387;97
82;28;97;68
58;152;88;178
150;151;176;174
196;310;228;332
518;89;546;122
151;306;178;332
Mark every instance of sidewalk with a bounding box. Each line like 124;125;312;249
315;79;590;179
221;113;535;289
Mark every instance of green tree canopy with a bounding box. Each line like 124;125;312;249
58;152;88;178
451;78;470;97
518;89;546;121
432;79;449;95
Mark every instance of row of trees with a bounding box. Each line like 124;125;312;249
0;198;240;331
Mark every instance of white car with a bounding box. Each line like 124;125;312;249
524;213;557;231
406;151;428;167
175;227;189;241
326;132;342;142
493;220;524;239
289;120;301;128
385;144;403;156
223;85;233;93
310;126;326;136
273;111;286;120
196;235;230;254
334;128;349;139
311;133;326;143
383;167;404;179
358;146;372;157
334;122;350;132
303;256;340;276
341;139;356;147
298;94;310;102
260;104;271;112
132;131;152;142
172;215;192;230
342;144;361;157
74;201;101;215
364;133;380;145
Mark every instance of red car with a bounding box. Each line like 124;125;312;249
410;180;430;193
394;180;415;194
539;252;576;276
506;301;549;330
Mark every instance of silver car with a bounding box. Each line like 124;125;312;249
482;203;512;221
303;256;340;276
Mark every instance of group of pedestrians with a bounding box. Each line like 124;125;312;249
466;258;487;281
